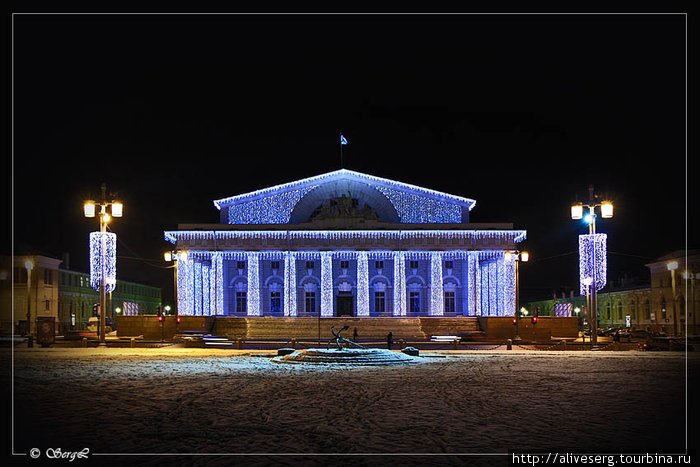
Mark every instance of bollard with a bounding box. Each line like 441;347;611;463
452;339;459;350
27;336;34;348
237;337;243;350
130;338;135;348
398;338;404;350
506;338;512;350
561;340;567;351
291;338;297;349
81;337;87;348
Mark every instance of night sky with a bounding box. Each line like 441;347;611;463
8;14;690;304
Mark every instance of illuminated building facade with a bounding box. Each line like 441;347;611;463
165;169;526;318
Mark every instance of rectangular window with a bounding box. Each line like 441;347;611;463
271;261;280;270
340;260;349;269
44;269;52;284
14;267;27;283
45;299;50;310
236;292;247;313
270;292;281;312
409;291;420;313
444;292;455;313
237;261;246;270
305;292;316;313
374;292;385;313
375;261;384;270
306;261;314;270
409;260;419;269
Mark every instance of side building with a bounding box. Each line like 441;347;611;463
0;254;162;336
527;250;699;337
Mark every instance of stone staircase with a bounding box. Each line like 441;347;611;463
210;316;483;341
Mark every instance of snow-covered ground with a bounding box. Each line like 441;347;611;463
6;348;698;466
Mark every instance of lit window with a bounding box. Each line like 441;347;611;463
236;292;247;313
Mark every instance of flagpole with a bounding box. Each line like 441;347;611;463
340;132;343;168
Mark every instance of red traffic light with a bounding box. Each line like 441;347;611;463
532;316;538;324
176;316;181;323
512;318;517;325
158;315;164;322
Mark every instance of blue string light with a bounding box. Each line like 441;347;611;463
89;231;116;293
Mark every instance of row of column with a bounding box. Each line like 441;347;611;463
176;250;515;317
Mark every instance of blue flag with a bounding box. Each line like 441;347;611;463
340;134;348;145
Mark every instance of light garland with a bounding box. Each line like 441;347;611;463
393;251;407;316
213;252;224;316
376;185;463;223
284;252;297;316
320;253;333;316
194;261;202;316
429;251;444;316
227;185;318;224
165;229;527;245
202;263;210;316
247;252;261;316
89;231;116;293
356;251;370;316
467;252;479;316
579;233;607;294
213;168;476;214
177;255;193;315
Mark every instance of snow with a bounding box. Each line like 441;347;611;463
7;347;697;466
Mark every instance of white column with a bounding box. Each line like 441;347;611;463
284;252;297;317
430;251;444;316
320;252;333;317
488;261;497;316
503;253;516;316
472;253;481;316
247;252;261;316
194;260;203;316
393;251;406;316
356;251;370;316
465;251;481;316
213;252;223;315
202;263;211;316
177;255;193;315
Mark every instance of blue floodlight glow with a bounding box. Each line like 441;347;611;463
583;214;593;225
89;231;116;293
246;253;261;316
579;233;607;294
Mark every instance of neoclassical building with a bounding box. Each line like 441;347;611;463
164;169;526;318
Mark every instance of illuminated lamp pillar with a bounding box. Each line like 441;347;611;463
429;251;444;316
356;251;370;316
247;252;261;316
284;252;297;317
393;251;406;316
320;252;333;317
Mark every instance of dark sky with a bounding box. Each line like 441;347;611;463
8;14;690;304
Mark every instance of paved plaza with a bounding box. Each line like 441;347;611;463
6;348;698;466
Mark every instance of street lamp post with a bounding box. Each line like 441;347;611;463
667;261;678;336
505;250;529;341
24;259;33;337
571;185;613;348
84;183;122;346
583;276;593;344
